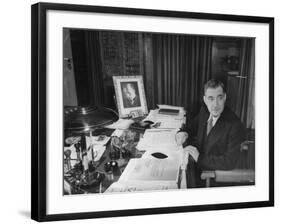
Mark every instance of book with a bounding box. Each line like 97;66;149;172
158;108;180;115
129;120;152;131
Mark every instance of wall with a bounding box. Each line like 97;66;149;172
63;29;78;106
0;0;279;224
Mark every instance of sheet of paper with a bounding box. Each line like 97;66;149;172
86;135;110;146
119;158;180;182
105;118;134;129
156;119;185;129
86;145;106;162
137;129;179;151
110;129;124;138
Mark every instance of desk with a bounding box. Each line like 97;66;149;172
64;110;187;194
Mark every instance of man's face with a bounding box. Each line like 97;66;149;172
203;86;226;118
125;84;136;101
123;84;136;101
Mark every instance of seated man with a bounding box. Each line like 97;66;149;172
176;79;246;187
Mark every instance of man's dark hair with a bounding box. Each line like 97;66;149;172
204;79;226;95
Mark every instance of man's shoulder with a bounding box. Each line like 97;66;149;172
223;107;239;120
222;107;244;127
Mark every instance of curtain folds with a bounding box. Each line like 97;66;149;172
145;34;213;117
84;31;105;106
71;30;105;106
235;39;255;128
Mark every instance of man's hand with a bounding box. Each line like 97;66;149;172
184;145;199;162
175;132;188;146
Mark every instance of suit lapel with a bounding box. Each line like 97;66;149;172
204;115;226;154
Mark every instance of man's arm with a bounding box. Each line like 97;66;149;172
176;114;199;147
197;122;246;170
182;113;200;148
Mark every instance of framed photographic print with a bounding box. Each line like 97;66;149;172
31;2;274;222
113;76;148;118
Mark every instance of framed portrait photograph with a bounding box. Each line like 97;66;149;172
113;76;148;117
31;2;274;222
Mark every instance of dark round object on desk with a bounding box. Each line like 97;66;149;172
151;152;168;159
64;106;119;133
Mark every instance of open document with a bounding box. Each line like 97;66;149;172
119;158;180;182
105;157;180;193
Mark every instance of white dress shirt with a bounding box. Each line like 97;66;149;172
207;114;220;127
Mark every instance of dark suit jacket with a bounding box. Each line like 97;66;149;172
183;105;246;171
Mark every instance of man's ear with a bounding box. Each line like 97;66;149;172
203;95;207;105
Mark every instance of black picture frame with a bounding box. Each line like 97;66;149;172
31;2;274;222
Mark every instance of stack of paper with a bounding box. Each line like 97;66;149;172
137;129;179;152
143;105;186;129
157;104;185;114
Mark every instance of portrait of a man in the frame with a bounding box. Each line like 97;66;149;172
121;82;141;108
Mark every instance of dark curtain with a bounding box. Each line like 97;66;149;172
235;39;255;128
70;30;90;105
71;30;104;106
144;34;213;117
84;31;105;106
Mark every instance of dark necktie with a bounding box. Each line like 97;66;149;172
206;116;213;136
